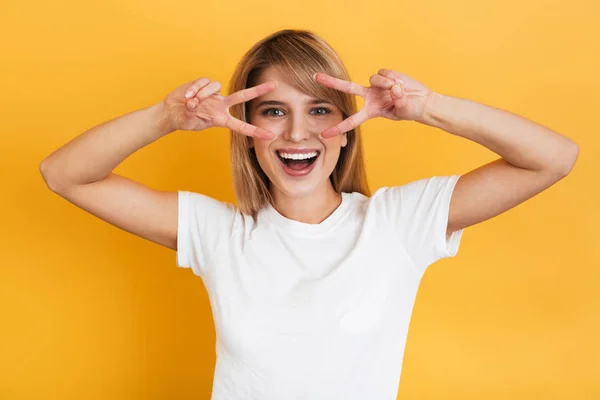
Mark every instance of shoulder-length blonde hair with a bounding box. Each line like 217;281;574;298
227;29;370;218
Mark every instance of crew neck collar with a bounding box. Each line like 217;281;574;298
262;192;353;236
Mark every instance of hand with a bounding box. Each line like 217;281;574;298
162;77;277;139
314;69;433;138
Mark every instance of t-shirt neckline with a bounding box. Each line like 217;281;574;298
262;192;353;236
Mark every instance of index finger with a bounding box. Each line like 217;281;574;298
224;81;277;107
225;115;275;140
320;109;370;139
314;73;368;97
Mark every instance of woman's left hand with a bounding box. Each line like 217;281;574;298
314;68;433;138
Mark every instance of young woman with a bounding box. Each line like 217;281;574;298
40;29;578;399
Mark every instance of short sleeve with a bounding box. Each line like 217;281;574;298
177;191;239;278
376;175;464;271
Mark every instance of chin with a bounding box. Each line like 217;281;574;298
273;179;324;199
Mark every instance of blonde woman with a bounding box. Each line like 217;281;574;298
40;29;578;399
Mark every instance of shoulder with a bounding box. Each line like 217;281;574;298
370;175;461;204
364;175;464;268
362;175;461;224
176;191;254;274
179;190;235;211
178;190;251;231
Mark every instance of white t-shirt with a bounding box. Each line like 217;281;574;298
177;174;464;400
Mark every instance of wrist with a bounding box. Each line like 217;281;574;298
151;101;176;138
416;91;445;126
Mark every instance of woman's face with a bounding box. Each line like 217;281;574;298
247;67;347;200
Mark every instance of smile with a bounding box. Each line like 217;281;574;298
275;149;321;177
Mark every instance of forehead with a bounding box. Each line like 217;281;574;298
254;67;289;86
252;67;310;101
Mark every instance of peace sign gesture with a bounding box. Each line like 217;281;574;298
314;69;433;138
163;77;277;139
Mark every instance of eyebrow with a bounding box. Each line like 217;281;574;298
255;99;332;108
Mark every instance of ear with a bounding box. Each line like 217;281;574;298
341;132;348;147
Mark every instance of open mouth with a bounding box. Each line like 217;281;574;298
275;150;320;176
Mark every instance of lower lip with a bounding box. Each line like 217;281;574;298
276;153;320;177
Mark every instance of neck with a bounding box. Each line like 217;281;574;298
270;181;342;224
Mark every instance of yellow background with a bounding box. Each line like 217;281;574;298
1;0;598;398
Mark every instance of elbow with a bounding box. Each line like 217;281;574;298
39;159;65;193
553;140;580;178
562;140;580;176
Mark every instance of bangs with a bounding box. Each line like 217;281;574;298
246;37;351;118
273;64;348;115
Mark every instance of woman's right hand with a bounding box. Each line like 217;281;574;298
162;77;277;139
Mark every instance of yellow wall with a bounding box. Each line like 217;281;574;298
1;0;598;398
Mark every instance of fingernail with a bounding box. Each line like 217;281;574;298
392;85;403;97
395;78;404;85
185;90;194;98
313;73;318;80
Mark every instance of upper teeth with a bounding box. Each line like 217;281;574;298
278;151;318;160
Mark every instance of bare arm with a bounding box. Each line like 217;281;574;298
417;92;579;239
40;77;277;251
40;101;180;249
313;69;578;240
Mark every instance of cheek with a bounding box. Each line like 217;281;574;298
251;141;274;169
323;140;344;166
324;135;345;151
308;116;338;130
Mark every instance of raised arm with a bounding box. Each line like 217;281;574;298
416;90;579;238
314;69;579;239
40;77;277;250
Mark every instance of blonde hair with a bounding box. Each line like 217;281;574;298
227;29;370;218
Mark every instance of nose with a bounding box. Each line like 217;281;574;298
281;112;313;143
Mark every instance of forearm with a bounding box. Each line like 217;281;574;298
417;93;579;174
40;101;174;189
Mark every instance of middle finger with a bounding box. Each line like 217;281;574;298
225;116;275;140
314;73;368;97
224;81;277;108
